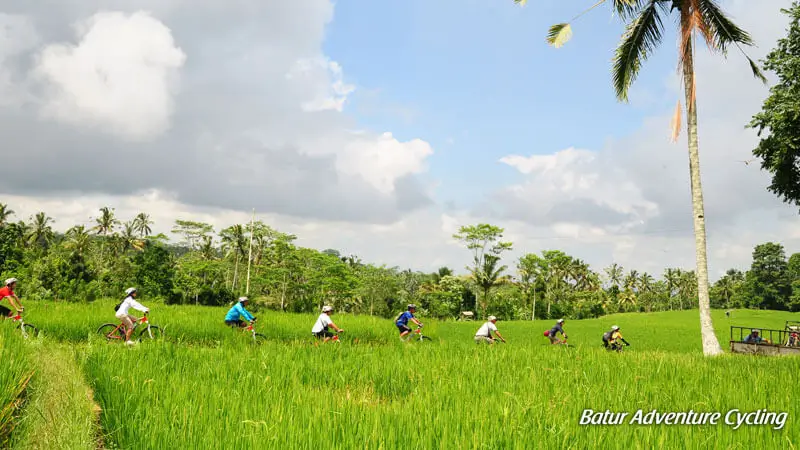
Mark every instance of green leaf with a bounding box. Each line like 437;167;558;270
546;23;573;48
747;55;768;84
514;0;527;5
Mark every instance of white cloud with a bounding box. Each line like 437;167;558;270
0;13;39;106
337;132;433;194
288;57;355;112
32;11;186;141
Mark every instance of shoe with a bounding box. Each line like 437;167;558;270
125;340;136;346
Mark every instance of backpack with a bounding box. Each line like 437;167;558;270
543;330;550;337
394;311;406;323
114;297;126;312
602;331;611;346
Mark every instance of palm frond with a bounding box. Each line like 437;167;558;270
546;23;573;47
696;0;766;84
612;0;665;101
697;0;753;52
746;55;768;84
611;0;645;20
514;0;527;5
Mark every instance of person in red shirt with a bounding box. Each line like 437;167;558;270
0;278;23;318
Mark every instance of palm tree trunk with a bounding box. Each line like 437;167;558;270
683;38;723;356
531;285;536;321
232;253;239;291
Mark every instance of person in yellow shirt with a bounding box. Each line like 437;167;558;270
602;325;630;351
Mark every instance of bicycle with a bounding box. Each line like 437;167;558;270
401;325;431;342
9;313;38;339
235;319;266;344
97;314;163;342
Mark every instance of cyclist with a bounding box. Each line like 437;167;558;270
548;318;567;344
602;325;630;351
396;304;422;340
225;297;255;328
311;305;344;342
0;278;23;318
474;315;506;344
116;287;150;345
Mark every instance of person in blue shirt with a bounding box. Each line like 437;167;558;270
225;297;256;328
395;304;423;339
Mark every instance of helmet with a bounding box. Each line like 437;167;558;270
751;329;759;333
611;325;619;331
4;278;17;286
238;297;249;303
407;304;417;310
488;315;497;321
125;287;137;295
322;305;333;312
557;319;565;324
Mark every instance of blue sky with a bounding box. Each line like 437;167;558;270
324;0;680;207
2;0;796;275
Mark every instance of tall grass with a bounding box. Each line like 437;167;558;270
0;324;33;446
84;338;799;449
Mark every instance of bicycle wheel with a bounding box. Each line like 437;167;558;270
138;325;163;340
19;323;39;338
420;335;432;341
97;323;125;341
252;333;267;344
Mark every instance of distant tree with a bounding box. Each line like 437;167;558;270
453;224;513;318
741;242;791;310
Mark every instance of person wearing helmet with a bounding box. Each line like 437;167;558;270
115;287;150;345
474;315;506;344
0;278;23;318
603;325;630;351
311;305;344;343
225;297;255;328
395;304;422;339
548;319;567;344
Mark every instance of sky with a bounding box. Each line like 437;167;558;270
0;0;797;280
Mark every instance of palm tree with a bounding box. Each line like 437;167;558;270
524;0;766;356
26;212;54;249
0;203;14;227
119;221;145;253
604;263;624;291
133;212;153;238
93;207;119;258
469;254;506;317
663;268;680;310
65;225;92;258
221;225;247;291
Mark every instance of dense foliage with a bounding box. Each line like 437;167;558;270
750;2;800;210
1;203;799;320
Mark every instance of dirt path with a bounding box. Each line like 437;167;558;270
12;343;103;449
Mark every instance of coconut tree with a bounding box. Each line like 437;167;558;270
133;212;153;238
93;207;120;260
65;225;92;258
26;212;54;250
0;203;14;227
517;0;766;355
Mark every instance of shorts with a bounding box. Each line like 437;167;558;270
313;330;334;339
397;324;411;334
474;336;493;344
116;314;136;330
548;334;560;344
225;320;245;328
0;305;12;317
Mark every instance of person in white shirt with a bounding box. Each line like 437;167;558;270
474;316;506;344
116;287;150;345
311;305;343;343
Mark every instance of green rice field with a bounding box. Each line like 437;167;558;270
1;301;798;449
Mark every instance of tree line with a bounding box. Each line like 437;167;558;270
1;204;798;319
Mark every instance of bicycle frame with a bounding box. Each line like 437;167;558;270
11;314;36;339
